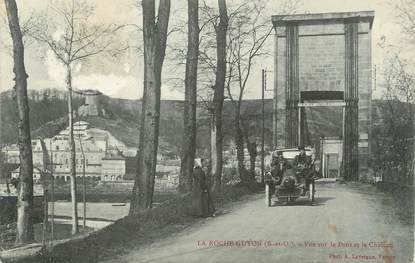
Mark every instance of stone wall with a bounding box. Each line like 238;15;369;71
273;12;373;178
299;34;345;92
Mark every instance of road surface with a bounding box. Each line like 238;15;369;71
103;182;413;263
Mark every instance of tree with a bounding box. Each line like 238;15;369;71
4;0;34;244
129;0;171;213
224;2;271;183
0;10;38;57
29;0;123;234
179;0;199;193
374;55;414;183
210;0;228;192
374;0;415;183
199;0;298;187
395;0;415;179
393;0;415;45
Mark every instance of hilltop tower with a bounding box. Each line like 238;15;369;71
78;89;102;117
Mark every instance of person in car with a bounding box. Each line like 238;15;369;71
271;151;287;184
294;145;311;169
294;145;313;192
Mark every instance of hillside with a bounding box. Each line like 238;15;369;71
0;89;83;144
0;89;188;153
2;88;409;155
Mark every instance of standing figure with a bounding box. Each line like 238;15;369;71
191;158;215;217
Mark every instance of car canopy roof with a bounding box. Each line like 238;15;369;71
274;148;312;159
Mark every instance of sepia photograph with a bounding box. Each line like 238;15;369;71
0;0;414;262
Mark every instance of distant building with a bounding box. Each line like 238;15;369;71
320;137;343;178
11;167;42;182
101;149;126;181
2;121;129;181
1;119;180;183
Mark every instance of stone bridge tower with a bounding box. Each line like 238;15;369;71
271;11;374;180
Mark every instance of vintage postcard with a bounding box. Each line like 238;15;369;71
0;0;413;262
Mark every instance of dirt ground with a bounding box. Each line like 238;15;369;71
101;182;413;263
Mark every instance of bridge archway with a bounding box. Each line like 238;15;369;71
272;12;374;181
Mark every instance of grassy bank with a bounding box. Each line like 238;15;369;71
375;182;414;226
5;183;263;263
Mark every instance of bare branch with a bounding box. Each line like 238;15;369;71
28;0;129;67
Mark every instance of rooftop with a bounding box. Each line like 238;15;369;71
272;11;375;28
79;89;102;95
102;149;125;160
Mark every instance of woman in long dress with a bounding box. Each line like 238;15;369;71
191;158;215;217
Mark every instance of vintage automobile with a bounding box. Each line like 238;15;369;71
265;147;321;206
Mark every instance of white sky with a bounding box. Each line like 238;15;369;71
0;0;413;100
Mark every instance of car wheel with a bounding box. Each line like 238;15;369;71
265;183;271;207
309;182;315;203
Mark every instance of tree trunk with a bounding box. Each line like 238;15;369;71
5;0;34;244
247;137;257;180
242;119;257;181
179;0;199;193
211;0;228;192
210;112;217;187
249;150;256;178
130;0;170;214
234;106;248;183
66;64;78;235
